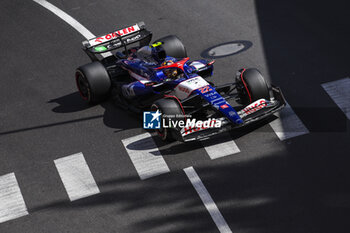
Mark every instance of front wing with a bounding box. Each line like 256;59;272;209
174;86;286;142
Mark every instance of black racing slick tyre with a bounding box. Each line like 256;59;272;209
236;68;270;104
151;98;184;142
75;61;111;104
153;35;187;59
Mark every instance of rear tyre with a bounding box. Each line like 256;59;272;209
236;68;270;104
153;35;187;59
75;61;111;104
151;98;184;142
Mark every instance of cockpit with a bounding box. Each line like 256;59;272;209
161;67;185;81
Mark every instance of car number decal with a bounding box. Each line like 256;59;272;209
174;76;209;100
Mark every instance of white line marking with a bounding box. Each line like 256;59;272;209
269;101;309;140
122;133;170;180
0;173;28;223
54;152;100;201
202;133;240;159
322;77;350;120
184;167;232;233
33;0;94;39
32;0;112;57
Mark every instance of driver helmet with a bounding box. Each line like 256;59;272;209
161;59;178;79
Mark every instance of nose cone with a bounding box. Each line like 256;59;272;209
195;87;243;125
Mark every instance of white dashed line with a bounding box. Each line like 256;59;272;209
269;101;309;140
54;152;100;201
322;77;350;120
0;173;28;223
122;133;170;180
202;133;240;159
32;0;112;57
184;167;232;233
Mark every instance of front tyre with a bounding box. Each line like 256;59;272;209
75;61;111;104
236;68;271;104
151;98;184;142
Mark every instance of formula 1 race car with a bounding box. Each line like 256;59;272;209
75;22;286;142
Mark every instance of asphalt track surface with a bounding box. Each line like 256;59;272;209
0;0;349;232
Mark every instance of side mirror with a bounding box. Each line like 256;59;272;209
207;60;215;65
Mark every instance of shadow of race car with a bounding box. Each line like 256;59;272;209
75;22;286;142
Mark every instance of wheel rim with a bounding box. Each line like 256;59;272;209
76;72;90;101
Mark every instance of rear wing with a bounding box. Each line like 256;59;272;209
82;22;152;61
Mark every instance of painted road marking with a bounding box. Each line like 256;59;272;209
122;133;170;180
0;173;28;223
32;0;112;57
54;152;100;201
202;133;240;159
184;167;232;233
269;101;309;140
322;77;350;120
